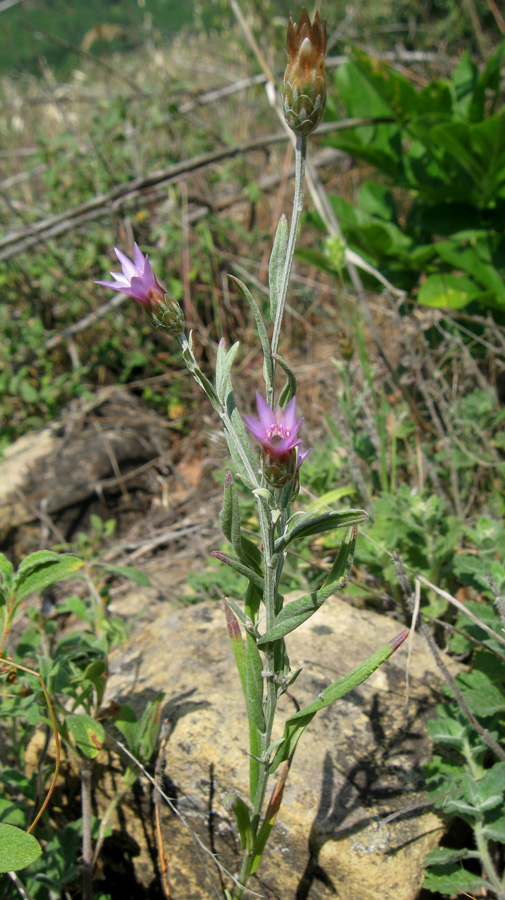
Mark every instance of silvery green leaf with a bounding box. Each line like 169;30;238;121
269;630;408;771
269;214;288;321
215;339;240;405
274;509;367;555
274;353;297;407
228;275;273;395
246;632;266;734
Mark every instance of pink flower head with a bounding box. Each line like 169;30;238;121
244;393;311;472
96;243;165;308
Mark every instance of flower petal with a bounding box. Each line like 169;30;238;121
256;392;276;431
243;414;266;442
133;242;145;270
114;247;138;279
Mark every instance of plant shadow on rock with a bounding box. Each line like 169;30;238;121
295;688;431;899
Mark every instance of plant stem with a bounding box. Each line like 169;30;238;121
81;758;93;900
270;134;307;404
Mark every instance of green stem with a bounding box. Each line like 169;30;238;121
269;134;307;405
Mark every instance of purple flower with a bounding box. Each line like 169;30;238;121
96;243;165;308
244;393;311;472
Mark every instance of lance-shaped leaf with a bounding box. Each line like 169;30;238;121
269;630;409;772
274;353;297;408
212;550;264;594
246;632;266;734
219;471;242;556
250;760;291;875
228;275;273;396
223;392;260;489
274;508;367;555
181;331;220;410
229;795;254;852
258;526;357;644
215;338;241;405
224;600;261;800
269;214;288;322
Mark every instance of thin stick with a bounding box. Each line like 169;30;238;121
0;657;61;833
393;552;505;764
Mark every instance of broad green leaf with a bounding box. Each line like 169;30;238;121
115;705;139;755
0;824;42;872
305;486;355;512
269;214;288;321
424;847;473;866
269;630;408;772
14;553;83;602
66;714;105;759
417;273;480;309
483;808;505;842
274;508;367;555
423;864;487;894
351;47;418;122
0;553;14;596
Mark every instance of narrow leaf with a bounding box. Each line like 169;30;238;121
0;824;42;873
230;795;253;852
269;630;408;771
212;551;264;594
259;526;357;644
274;353;297;408
138;693;164;761
224;600;261;800
269;214;288;321
215;339;241;405
246;632;265;733
228;275;273;395
219;472;242;556
250;761;290;874
114;705;140;755
274;509;367;554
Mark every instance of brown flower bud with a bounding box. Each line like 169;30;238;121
282;8;327;137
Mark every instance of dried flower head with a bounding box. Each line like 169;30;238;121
96;244;185;335
244;393;311;487
282;8;327;137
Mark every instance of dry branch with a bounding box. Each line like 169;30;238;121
1;119;390;264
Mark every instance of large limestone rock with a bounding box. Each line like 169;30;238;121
107;593;447;899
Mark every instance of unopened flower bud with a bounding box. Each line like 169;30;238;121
282;8;327;137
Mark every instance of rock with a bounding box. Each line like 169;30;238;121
0;388;170;551
106;595;448;899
